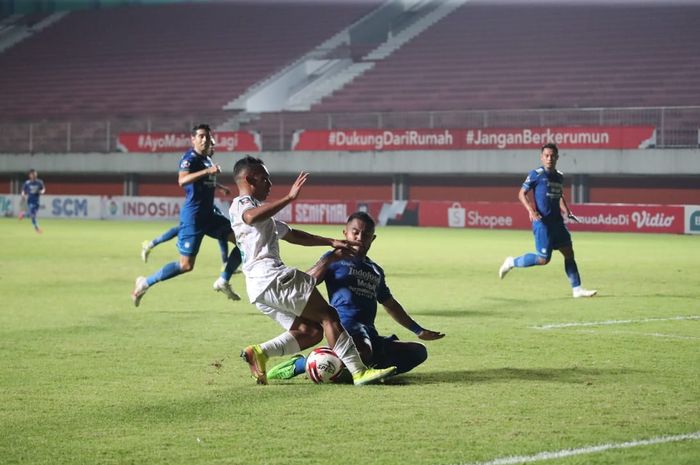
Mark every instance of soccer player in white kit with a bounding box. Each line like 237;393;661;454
229;156;396;386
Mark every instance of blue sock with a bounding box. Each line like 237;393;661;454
218;239;229;265
565;258;581;288
146;261;182;286
514;253;539;267
220;247;242;281
152;226;179;247
31;215;39;229
294;356;307;376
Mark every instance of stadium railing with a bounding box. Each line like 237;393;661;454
0;106;698;153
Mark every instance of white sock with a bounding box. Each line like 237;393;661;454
260;332;300;358
332;330;366;375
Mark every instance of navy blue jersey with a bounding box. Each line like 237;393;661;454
323;252;392;328
522;167;564;222
22;179;44;205
178;149;217;225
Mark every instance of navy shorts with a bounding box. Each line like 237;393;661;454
533;219;572;260
28;202;40;216
342;320;398;368
177;212;232;257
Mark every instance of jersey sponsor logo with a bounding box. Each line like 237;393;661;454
180;160;190;169
238;197;254;207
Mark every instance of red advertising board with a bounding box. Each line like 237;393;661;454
117;131;261;153
292;126;656;151
419;201;685;234
270;200;418;226
563;204;685;234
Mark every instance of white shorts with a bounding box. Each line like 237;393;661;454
254;267;315;330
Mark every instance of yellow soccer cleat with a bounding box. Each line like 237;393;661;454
352;366;397;386
241;345;269;385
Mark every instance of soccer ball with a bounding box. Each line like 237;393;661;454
305;347;345;384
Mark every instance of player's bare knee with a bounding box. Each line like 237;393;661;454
414;343;428;365
537;257;550;265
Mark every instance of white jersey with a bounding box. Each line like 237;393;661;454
229;194;292;302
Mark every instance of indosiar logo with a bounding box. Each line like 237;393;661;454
690;210;700;232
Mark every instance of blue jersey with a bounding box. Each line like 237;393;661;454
522;167;564;222
323;252;392;328
23;179;44;205
178;149;217;225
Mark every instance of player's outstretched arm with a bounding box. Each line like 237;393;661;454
306;249;351;283
283;228;360;251
382;297;445;341
242;171;308;224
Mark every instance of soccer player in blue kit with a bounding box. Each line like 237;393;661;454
131;124;242;306
267;211;445;381
140;209;230;265
140;139;234;267
498;143;597;298
19;169;46;233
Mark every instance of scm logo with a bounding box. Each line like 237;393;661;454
52;198;88;217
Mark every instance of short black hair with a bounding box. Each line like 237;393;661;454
541;142;559;155
347;211;376;231
233;155;265;182
191;123;211;136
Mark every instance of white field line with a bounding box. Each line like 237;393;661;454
572;329;700;340
457;431;700;465
531;315;700;330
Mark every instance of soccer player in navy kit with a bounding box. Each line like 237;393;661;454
20;169;46;233
140;209;230;265
131;124;242;307
267;211;444;381
498;143;596;298
140;139;234;267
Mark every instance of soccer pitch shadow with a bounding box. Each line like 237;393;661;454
386;366;643;386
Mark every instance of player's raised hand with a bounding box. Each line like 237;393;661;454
330;238;362;255
417;328;445;341
329;246;355;261
288;171;309;200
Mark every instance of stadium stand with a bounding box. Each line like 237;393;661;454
0;2;376;121
242;2;700;149
0;1;698;206
314;3;700;112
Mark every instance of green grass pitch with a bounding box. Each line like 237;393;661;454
1;218;699;465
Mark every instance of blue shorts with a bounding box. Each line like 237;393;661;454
533;219;572;260
177;212;232;257
27;202;40;215
341;320;398;368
